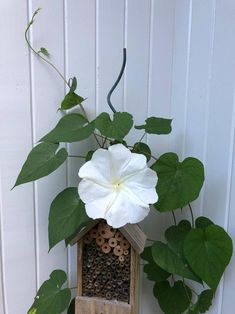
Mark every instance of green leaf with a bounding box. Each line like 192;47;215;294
135;117;172;134
195;217;214;229
141;246;170;282
110;139;128;147
95;112;133;141
143;263;170;282
69;77;77;94
67;298;75;314
141;246;154;263
41;113;94;143
153;280;192;314
184;225;233;291
152;153;204;212
152;241;201;283
165;220;191;256
13;142;68;187
85;150;95;162
132;142;152;161
49;188;91;249
197;290;214;313
28;270;71;314
38;47;50;58
61;92;85;110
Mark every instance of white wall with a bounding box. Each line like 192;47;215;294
0;1;235;313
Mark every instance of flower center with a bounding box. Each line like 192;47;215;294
113;182;122;191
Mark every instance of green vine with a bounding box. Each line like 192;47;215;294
14;9;233;314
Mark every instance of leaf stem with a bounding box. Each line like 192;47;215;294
68;155;86;159
172;211;177;225
188;203;195;228
138;132;146;143
25;9;101;148
25;8;69;87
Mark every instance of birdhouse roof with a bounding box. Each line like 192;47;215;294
69;219;147;254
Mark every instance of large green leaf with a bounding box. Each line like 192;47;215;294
143;263;170;282
13;142;68;187
141;246;170;282
165;220;191;256
28;270;71;314
132;142;152;161
40;113;94;143
154;280;192;314
152;153;204;211
184;225;233;291
135;117;172;134
49;188;91;249
152;241;201;283
95;112;133;141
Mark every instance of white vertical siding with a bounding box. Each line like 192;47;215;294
1;1;235;314
0;1;37;313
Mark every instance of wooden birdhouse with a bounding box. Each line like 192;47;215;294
69;219;146;314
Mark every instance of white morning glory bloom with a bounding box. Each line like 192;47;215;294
78;144;158;228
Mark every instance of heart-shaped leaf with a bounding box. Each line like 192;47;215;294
132;142;152;161
135;117;172;134
95;112;133;141
195;217;214;229
152;153;204;211
13;142;68;187
61;92;85;110
141;246;170;282
184;225;233;291
165;220;191;256
154;280;192;314
28;270;71;314
41;113;94;143
143;263;170;282
152;241;201;283
49;188;91;250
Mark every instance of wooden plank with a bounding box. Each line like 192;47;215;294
120;224;146;254
76;296;131;314
130;248;139;314
77;241;83;296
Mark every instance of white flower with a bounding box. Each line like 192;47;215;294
78;144;158;228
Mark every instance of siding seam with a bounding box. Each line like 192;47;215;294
26;0;39;291
0;175;7;314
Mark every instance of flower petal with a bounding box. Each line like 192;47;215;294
78;179;116;219
105;190;150;228
108;144;147;179
78;149;111;184
124;168;158;204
